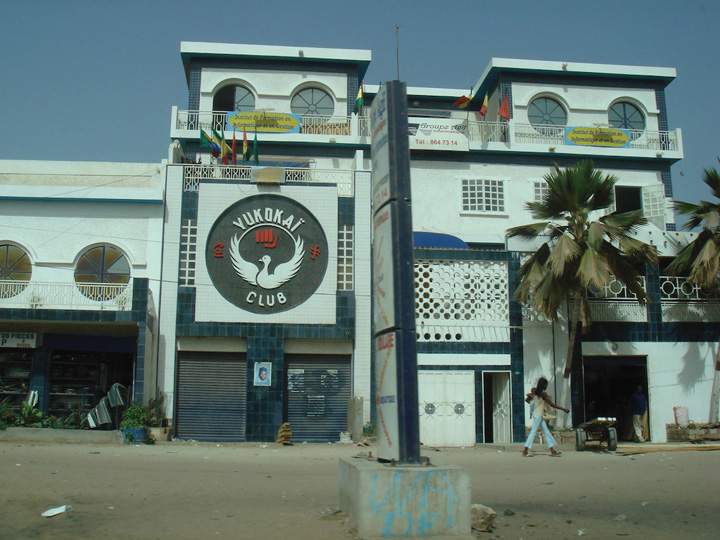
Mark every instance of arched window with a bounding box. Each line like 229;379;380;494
213;85;255;112
528;97;567;127
0;244;31;298
609;102;645;131
75;245;130;301
291;88;334;117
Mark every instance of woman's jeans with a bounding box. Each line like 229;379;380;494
524;414;557;449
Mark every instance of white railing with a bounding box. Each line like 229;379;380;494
182;165;354;196
358;115;371;137
513;123;678;151
590;277;646;300
569;277;648;322
659;276;720;322
659;276;719;301
174;110;679;152
175;110;353;136
467;121;510;143
514;124;566;145
0;281;133;311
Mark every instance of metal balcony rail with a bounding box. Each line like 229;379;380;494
182;165;354;196
588;277;646;300
175;110;352;136
467;121;510;143
514;123;678;151
659;276;719;301
0;281;133;311
514;124;566;145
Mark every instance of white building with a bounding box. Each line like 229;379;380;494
0;161;164;420
1;42;717;444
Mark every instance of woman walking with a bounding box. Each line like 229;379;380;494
523;377;569;457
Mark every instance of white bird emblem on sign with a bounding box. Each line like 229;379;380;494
230;233;304;290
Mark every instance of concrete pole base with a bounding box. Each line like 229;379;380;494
339;457;473;539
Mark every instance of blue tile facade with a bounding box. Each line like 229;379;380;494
176;165;357;441
0;278;152;410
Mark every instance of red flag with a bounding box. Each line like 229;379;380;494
453;94;472;109
232;129;237;165
498;92;510;120
479;93;488;117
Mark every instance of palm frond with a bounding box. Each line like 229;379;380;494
532;273;569;320
577;248;611;289
546;233;580;277
672;199;702;215
616;236;658;264
703;162;720;199
687;238;720;288
507;221;550;239
587;222;606;251
602;210;648;235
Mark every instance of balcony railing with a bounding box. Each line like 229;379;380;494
0;281;133;311
513;123;679;151
659;276;719;301
659;275;720;322
175;110;352;136
174;110;680;153
182;164;354;197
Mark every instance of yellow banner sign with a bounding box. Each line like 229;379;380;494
565;127;630;148
227;112;301;133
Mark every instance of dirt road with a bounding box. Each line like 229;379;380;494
1;440;718;539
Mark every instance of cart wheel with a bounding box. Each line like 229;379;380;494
575;428;586;451
607;427;618;451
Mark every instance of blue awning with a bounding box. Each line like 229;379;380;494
413;232;469;249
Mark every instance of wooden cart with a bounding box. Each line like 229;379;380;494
575;417;618;451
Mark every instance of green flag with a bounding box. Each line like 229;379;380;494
354;83;363;114
253;130;259;166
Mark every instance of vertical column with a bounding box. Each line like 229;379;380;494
371;81;420;464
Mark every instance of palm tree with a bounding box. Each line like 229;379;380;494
667;160;720;422
507;160;658;426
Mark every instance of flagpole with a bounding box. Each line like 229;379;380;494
395;25;400;80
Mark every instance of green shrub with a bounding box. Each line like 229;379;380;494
120;403;149;429
0;400;17;429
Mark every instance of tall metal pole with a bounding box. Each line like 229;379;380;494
395;25;400;80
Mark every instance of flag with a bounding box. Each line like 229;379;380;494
479;93;488;117
213;130;232;164
242;128;249;164
200;130;220;158
232;129;237;165
354;83;364;114
253;129;259;166
453;93;472;109
498;92;510;120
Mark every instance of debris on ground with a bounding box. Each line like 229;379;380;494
617;444;720;455
471;503;497;532
41;505;70;518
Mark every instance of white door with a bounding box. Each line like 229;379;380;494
418;371;475;447
491;372;511;444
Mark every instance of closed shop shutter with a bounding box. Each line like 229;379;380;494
285;355;351;443
176;352;246;442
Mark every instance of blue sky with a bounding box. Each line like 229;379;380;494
1;0;717;213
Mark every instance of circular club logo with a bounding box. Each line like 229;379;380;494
206;194;328;314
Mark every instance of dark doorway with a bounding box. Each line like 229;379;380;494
582;356;648;441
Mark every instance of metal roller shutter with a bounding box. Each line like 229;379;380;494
176;352;246;442
285;355;351;443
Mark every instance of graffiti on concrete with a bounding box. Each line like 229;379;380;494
370;469;458;537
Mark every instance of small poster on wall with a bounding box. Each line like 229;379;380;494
254;362;272;386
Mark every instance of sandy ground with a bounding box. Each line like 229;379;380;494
1;439;719;540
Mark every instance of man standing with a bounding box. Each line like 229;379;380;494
630;385;647;442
